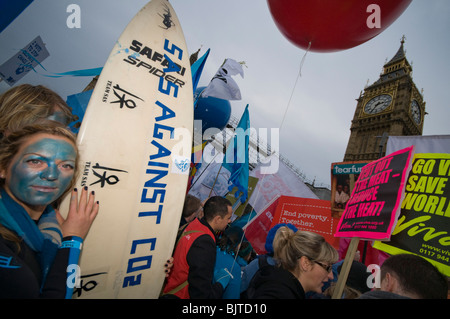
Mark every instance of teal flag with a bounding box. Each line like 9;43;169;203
222;105;250;203
191;48;210;94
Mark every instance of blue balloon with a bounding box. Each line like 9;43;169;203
194;86;231;135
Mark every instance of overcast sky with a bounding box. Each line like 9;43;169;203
1;0;449;187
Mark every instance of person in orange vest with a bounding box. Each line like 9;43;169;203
162;196;233;299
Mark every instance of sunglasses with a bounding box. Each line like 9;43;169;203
312;260;333;273
299;256;334;273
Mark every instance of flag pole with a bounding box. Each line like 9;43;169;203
208;165;223;198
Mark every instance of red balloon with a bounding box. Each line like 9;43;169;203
267;0;412;52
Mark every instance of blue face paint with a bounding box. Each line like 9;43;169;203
6;136;76;208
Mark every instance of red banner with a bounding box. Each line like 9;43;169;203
270;196;340;249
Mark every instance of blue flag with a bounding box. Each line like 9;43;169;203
0;0;33;33
222;105;250;203
65;89;94;133
191;48;210;94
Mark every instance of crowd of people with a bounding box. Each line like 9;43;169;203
0;84;448;299
164;194;448;300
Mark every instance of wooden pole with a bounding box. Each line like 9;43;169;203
331;237;360;299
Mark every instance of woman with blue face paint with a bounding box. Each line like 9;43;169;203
0;124;99;298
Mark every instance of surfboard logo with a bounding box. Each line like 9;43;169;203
73;271;108;298
122;40;187;88
172;156;190;174
111;84;144;109
158;3;175;29
81;161;129;188
102;80;145;109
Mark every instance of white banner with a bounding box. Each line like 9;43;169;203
248;158;318;215
0;35;49;86
201;59;244;100
386;135;450;155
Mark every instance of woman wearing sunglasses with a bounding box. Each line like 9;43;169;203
248;227;338;299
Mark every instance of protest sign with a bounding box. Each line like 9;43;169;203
331;161;369;215
243;195;279;255
374;153;450;276
335;146;414;240
0;35;49;86
271;196;340;249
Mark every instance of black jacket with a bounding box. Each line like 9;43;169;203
0;234;72;298
247;264;305;299
358;290;411;299
186;218;223;299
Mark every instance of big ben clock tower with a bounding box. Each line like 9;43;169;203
343;37;426;162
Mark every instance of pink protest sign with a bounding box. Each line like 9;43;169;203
335;146;414;240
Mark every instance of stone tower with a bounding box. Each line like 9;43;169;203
344;37;426;162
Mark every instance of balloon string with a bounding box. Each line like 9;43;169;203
279;41;311;130
228;41;312;275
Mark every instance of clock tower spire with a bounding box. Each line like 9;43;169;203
343;37;426;162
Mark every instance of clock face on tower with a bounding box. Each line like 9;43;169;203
364;94;393;114
410;99;421;124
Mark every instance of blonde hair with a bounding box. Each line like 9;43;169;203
273;227;338;272
323;282;362;299
0;84;76;136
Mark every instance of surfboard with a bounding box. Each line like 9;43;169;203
59;0;193;298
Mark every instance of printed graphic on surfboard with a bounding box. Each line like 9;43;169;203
59;0;193;298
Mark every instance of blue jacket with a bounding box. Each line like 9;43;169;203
214;247;244;299
0;189;81;298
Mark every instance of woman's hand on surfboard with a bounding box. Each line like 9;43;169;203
164;257;174;277
56;186;99;239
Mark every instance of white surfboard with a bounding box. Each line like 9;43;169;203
60;0;193;298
